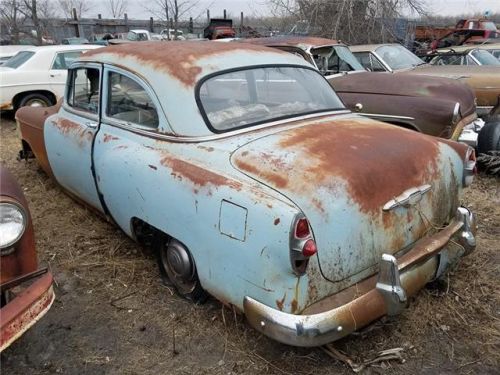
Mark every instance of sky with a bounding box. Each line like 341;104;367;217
90;0;500;20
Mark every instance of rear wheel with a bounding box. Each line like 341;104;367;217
154;234;208;303
18;93;52;108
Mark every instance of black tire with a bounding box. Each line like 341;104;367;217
154;233;208;304
477;120;500;154
18;93;52;109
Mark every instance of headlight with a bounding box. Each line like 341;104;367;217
0;202;27;251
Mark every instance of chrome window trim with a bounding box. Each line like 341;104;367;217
99;109;351;143
63;62;102;121
371;51;394;72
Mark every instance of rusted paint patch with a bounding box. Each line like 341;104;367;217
233;158;288;189
274;218;280;225
276;293;286;311
291;299;298;314
160;155;242;191
103;134;120;143
54;118;80;135
234;119;442;215
83;42;288;88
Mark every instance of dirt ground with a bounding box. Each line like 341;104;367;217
1;114;499;375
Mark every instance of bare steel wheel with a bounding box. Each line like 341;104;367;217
154;235;208;303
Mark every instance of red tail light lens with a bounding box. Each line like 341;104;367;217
295;218;310;238
302;239;317;257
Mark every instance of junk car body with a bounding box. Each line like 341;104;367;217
243;36;481;141
16;41;477;346
422;45;500;66
350;43;500;118
0;167;55;352
0;44;101;111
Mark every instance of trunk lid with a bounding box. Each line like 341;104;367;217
231;116;465;282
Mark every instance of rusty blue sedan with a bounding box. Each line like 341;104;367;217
16;41;477;346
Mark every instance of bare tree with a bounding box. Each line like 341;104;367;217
106;0;127;18
0;0;24;43
267;0;428;44
19;0;42;45
57;0;93;18
143;0;199;39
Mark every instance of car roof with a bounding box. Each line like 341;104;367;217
81;41;308;86
80;41;314;137
349;44;395;52
241;36;344;50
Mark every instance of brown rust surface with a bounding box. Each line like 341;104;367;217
0;167;37;285
159;155;242;191
83;42;288;87
15;103;62;177
235;119;444;214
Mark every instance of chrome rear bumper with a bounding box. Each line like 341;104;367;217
244;206;476;347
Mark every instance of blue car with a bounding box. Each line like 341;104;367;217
16;41;477;346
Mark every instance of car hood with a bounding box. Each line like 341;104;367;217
231;115;467;281
329;71;477;118
406;65;500;106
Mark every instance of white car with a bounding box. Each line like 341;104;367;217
0;45;32;65
0;44;101;110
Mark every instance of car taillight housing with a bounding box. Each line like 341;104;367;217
463;146;477;187
290;215;317;275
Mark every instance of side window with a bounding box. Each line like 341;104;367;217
107;71;159;128
67;67;100;114
353;52;371;70
369;54;386;72
52;51;83;70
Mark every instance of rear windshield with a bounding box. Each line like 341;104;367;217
3;51;35;69
198;66;344;132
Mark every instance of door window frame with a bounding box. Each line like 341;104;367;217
63;62;103;122
101;65;169;133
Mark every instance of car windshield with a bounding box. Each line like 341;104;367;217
375;45;425;70
311;45;365;74
3;51;35;69
471;49;500;65
198;66;344;132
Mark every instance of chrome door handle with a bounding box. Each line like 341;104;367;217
85;121;98;129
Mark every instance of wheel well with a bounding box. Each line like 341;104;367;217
130;217;163;248
13;90;57;110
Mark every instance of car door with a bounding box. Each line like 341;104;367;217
92;65;167;235
49;51;85;98
44;62;105;213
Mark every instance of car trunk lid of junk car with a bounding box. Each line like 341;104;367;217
231;116;462;282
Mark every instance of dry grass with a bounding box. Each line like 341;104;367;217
1;115;499;374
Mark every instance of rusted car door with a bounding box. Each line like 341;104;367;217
44;63;105;212
90;66;167;235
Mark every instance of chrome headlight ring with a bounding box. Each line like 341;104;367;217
0;201;27;254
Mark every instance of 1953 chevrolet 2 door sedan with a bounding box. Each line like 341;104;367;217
16;41;477;346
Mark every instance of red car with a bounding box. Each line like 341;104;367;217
0;166;54;352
